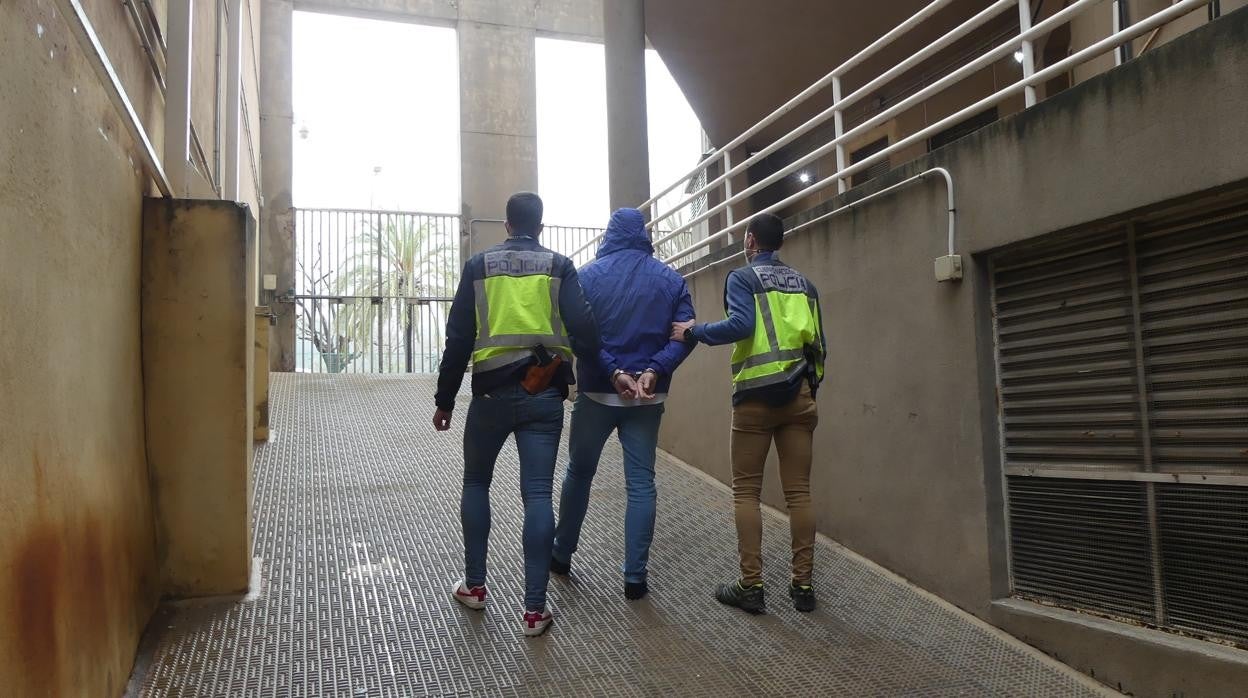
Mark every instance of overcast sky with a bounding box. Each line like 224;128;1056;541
292;12;704;228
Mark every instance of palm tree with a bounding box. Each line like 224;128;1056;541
336;215;455;372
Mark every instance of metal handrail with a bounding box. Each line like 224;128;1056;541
55;0;171;196
636;0;957;213
647;0;1017;232
648;0;1213;267
681;168;956;279
652;0;1092;254
658;0;1213;266
304;206;461;218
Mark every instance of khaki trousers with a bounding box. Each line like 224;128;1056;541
730;383;818;586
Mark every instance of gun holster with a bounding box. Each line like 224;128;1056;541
521;344;562;395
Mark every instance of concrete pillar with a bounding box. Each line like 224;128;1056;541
459;21;539;258
142;199;256;597
604;0;650;210
259;0;296;371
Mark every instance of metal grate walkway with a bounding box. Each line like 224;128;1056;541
133;374;1114;697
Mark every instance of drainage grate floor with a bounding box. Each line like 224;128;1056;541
134;374;1113;697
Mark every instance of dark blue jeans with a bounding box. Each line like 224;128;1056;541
553;395;664;584
461;383;564;611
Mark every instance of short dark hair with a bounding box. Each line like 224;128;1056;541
747;213;784;250
506;192;544;237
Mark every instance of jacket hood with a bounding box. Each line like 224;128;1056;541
597;208;653;258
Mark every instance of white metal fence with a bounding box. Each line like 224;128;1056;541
544;224;607;267
293;208;459;374
573;0;1218;269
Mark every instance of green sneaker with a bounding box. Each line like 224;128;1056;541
789;582;816;613
715;580;765;614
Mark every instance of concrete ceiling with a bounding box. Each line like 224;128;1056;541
644;0;1003;149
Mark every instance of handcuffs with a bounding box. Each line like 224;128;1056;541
611;367;657;388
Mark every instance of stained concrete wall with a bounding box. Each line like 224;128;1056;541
142;199;257;597
659;10;1248;696
0;3;160;695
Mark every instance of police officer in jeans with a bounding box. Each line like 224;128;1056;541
672;212;826;614
434;192;600;637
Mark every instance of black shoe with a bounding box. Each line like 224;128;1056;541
715;580;765;614
624;581;648;600
789;582;816;612
550;557;571;576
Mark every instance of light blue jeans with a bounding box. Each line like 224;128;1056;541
553;395;665;584
461;383;564;611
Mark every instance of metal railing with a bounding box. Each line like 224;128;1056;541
292;208;460;374
544;224;607;267
574;0;1215;268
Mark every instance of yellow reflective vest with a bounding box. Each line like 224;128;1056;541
729;261;825;396
471;248;572;374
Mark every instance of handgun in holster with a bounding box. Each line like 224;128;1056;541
521;344;563;395
803;344;820;391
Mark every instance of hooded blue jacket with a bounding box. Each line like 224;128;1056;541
577;208;695;396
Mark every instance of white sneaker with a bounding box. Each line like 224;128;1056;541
451;579;487;610
522;608;553;637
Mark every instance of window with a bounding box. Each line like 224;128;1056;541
850;137;890;188
928;107;999;152
989;198;1248;648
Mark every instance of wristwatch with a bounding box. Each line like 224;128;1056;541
682;327;697;344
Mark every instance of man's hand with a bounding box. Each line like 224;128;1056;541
433;409;452;431
637;369;658;400
671;320;696;342
612;371;639;400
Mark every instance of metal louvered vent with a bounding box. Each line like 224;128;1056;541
991;197;1248;648
993;232;1142;473
1135;213;1248;473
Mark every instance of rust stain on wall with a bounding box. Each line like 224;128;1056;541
10;446;126;696
12;525;64;697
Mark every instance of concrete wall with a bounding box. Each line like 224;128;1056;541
659;10;1248;696
1;0;262;689
142;200;257;597
0;3;160;695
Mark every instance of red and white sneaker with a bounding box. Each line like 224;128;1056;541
451;579;488;610
522;608;553;637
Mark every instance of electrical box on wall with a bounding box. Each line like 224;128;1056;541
263;274;278;291
934;255;963;282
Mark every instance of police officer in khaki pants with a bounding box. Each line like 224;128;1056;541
672;212;826;614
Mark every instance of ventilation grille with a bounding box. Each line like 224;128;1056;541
1007;477;1155;622
1157;484;1248;645
1136;214;1248;474
993;231;1143;472
992;198;1248;649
